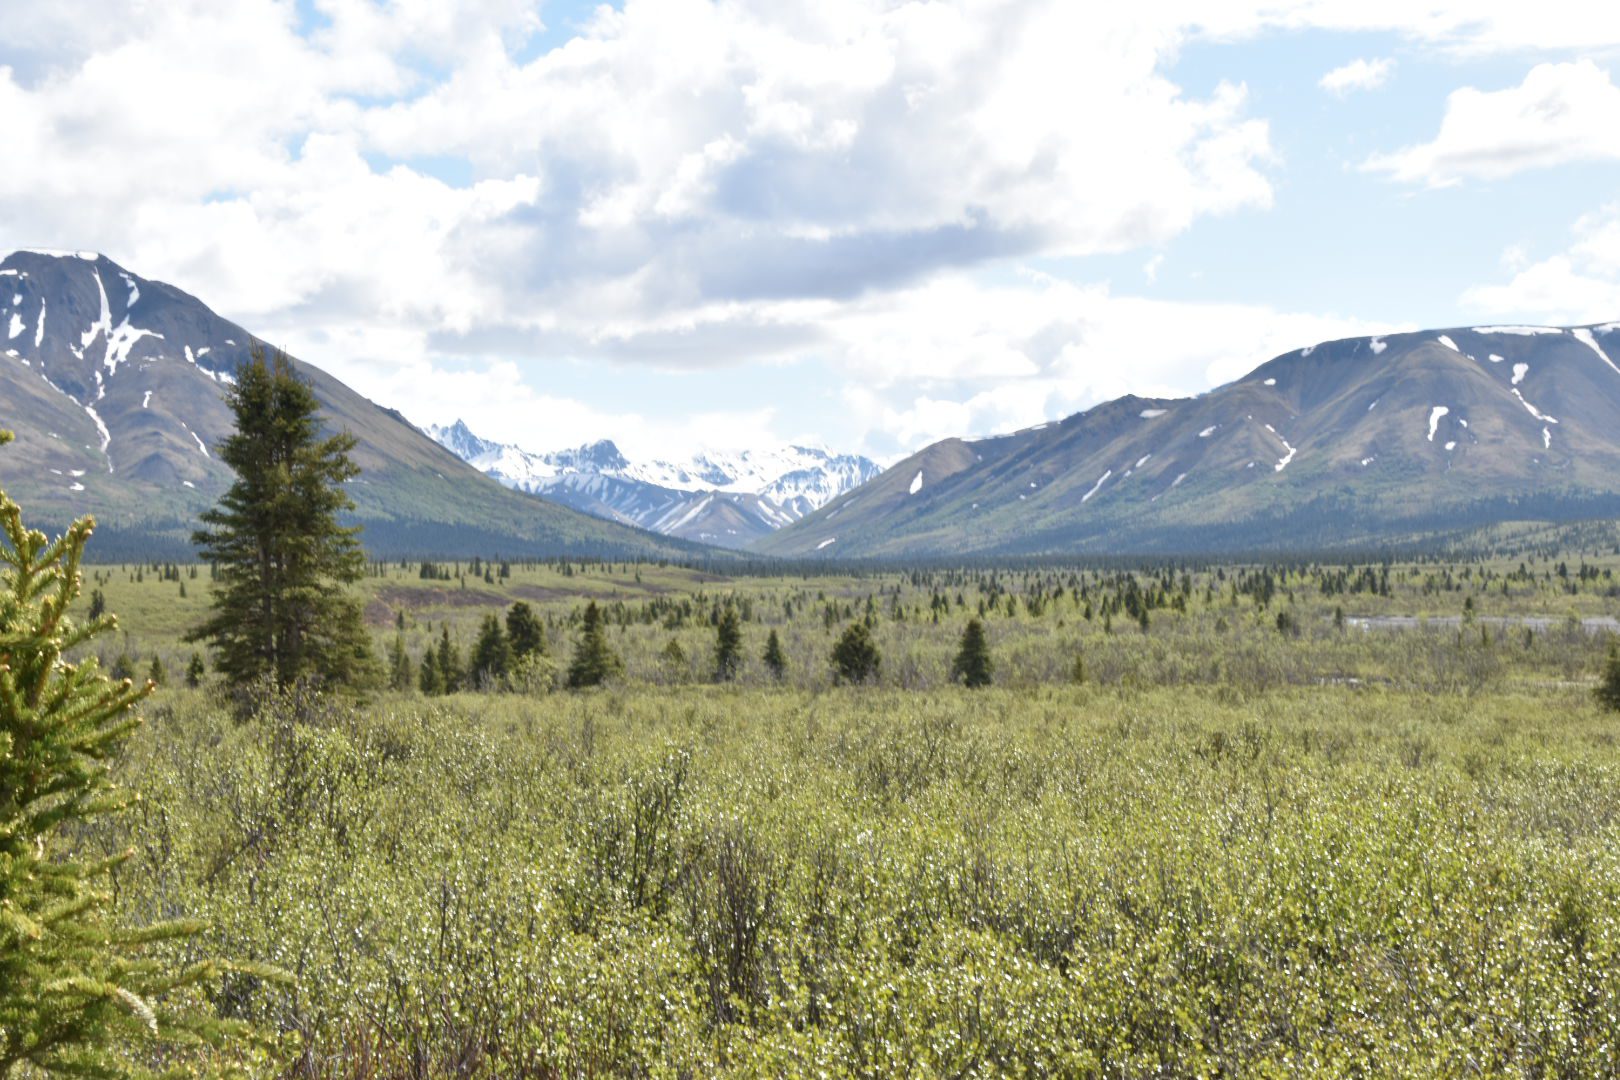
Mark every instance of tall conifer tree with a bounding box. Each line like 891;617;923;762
186;346;375;690
1599;642;1620;713
470;613;512;688
762;629;787;680
506;601;546;660
566;601;623;689
950;618;993;688
713;604;743;682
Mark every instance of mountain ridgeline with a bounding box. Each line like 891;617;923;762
428;420;881;549
756;324;1620;558
0;250;709;560
6;248;1618;561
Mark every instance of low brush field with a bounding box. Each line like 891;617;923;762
80;544;1620;1075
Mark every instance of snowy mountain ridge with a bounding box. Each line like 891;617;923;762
426;420;882;548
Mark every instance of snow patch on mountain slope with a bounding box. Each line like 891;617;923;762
1572;328;1620;376
1472;326;1562;335
1512;389;1558;424
1427;406;1449;441
84;405;111;467
909;470;923;494
1081;470;1111;503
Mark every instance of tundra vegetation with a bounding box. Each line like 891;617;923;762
30;525;1620;1075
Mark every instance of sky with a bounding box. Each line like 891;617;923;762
4;1;1620;463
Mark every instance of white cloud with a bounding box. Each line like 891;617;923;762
1462;204;1620;325
1319;57;1394;96
1364;60;1620;186
3;1;1612;461
821;271;1386;454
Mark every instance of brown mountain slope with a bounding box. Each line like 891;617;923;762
0;250;712;560
756;325;1620;557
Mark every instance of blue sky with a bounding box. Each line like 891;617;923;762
4;2;1619;462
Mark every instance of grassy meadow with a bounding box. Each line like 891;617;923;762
68;540;1620;1075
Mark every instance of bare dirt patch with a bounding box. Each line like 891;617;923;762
376;584;509;610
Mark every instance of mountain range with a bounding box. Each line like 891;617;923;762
5;249;1618;562
426;420;880;549
755;323;1620;557
0;250;708;560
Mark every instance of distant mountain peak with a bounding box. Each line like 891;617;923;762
426;420;881;548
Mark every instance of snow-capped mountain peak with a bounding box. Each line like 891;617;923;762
426;422;881;548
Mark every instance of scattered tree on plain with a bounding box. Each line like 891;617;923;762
714;604;742;682
567;601;623;689
951;618;993;688
186;345;376;691
506;601;546;660
388;632;412;690
763;629;787;680
831;621;881;684
470;613;513;687
1599;642;1620;713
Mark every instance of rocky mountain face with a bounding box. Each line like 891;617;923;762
426;420;882;549
755;324;1620;558
0;250;710;560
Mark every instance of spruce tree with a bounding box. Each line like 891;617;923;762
185;652;207;689
418;651;443;696
186;345;376;691
0;431;273;1072
713;604;742;682
566;601;623;689
830;621;880;684
1598;642;1620;713
762;628;787;681
435;626;463;694
388;632;413;691
470;613;512;688
950;618;993;688
506;601;546;660
147;655;165;688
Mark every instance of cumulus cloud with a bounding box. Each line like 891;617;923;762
1319;57;1394;96
1363;60;1620;186
2;0;1610;459
822;271;1387;455
1462;204;1620;325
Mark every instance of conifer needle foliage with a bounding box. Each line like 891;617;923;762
0;430;277;1076
186;346;376;692
950;617;993;688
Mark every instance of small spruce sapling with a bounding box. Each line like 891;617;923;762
1598;642;1620;713
830;621;880;685
0;430;279;1073
566;601;623;689
763;629;787;680
950;618;993;688
714;604;742;682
